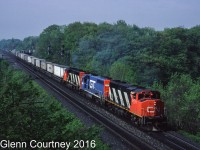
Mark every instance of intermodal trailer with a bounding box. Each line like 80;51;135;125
36;58;45;68
24;54;28;62
15;51;19;57
28;56;33;63
17;52;21;58
20;53;24;59
31;57;37;66
46;62;54;74
53;64;67;78
41;60;47;70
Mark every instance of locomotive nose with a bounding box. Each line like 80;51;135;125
154;100;163;116
147;100;159;116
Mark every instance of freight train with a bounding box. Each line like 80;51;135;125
13;51;167;127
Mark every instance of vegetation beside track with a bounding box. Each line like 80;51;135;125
178;130;200;143
0;60;109;149
152;74;200;134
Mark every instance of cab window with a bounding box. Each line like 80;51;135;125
151;92;160;99
138;94;144;100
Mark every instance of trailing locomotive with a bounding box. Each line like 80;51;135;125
13;51;166;126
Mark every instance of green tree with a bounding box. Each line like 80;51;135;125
185;25;200;79
153;74;200;134
0;38;22;50
37;24;64;63
21;36;39;51
110;56;136;83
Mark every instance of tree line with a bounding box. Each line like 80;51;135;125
0;21;200;140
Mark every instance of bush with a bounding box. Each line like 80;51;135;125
153;74;200;134
0;60;109;149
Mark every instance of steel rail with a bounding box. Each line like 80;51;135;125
7;52;156;150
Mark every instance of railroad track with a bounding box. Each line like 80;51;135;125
148;131;200;150
4;50;200;150
5;51;158;150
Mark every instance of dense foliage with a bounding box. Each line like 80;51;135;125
153;74;200;135
0;38;22;50
0;60;109;149
0;21;200;138
1;22;200;85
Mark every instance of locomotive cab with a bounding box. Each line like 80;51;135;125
130;90;165;123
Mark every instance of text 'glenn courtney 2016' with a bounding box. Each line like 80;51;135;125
0;140;96;149
0;140;71;149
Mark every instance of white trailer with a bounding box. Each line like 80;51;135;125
17;52;21;58
41;60;47;70
20;53;26;60
24;54;28;62
36;58;45;68
28;56;33;63
46;62;54;73
31;57;37;66
15;51;19;57
53;64;67;78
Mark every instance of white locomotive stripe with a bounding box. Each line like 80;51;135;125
70;73;73;83
118;90;125;106
112;88;119;104
73;74;75;83
109;87;113;101
124;92;130;108
75;75;78;85
115;89;121;105
73;74;76;84
71;74;74;83
121;92;127;108
73;74;76;83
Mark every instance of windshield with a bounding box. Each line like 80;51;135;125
138;91;160;100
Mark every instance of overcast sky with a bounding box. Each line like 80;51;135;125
0;0;200;40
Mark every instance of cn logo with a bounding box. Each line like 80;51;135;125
147;106;154;113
